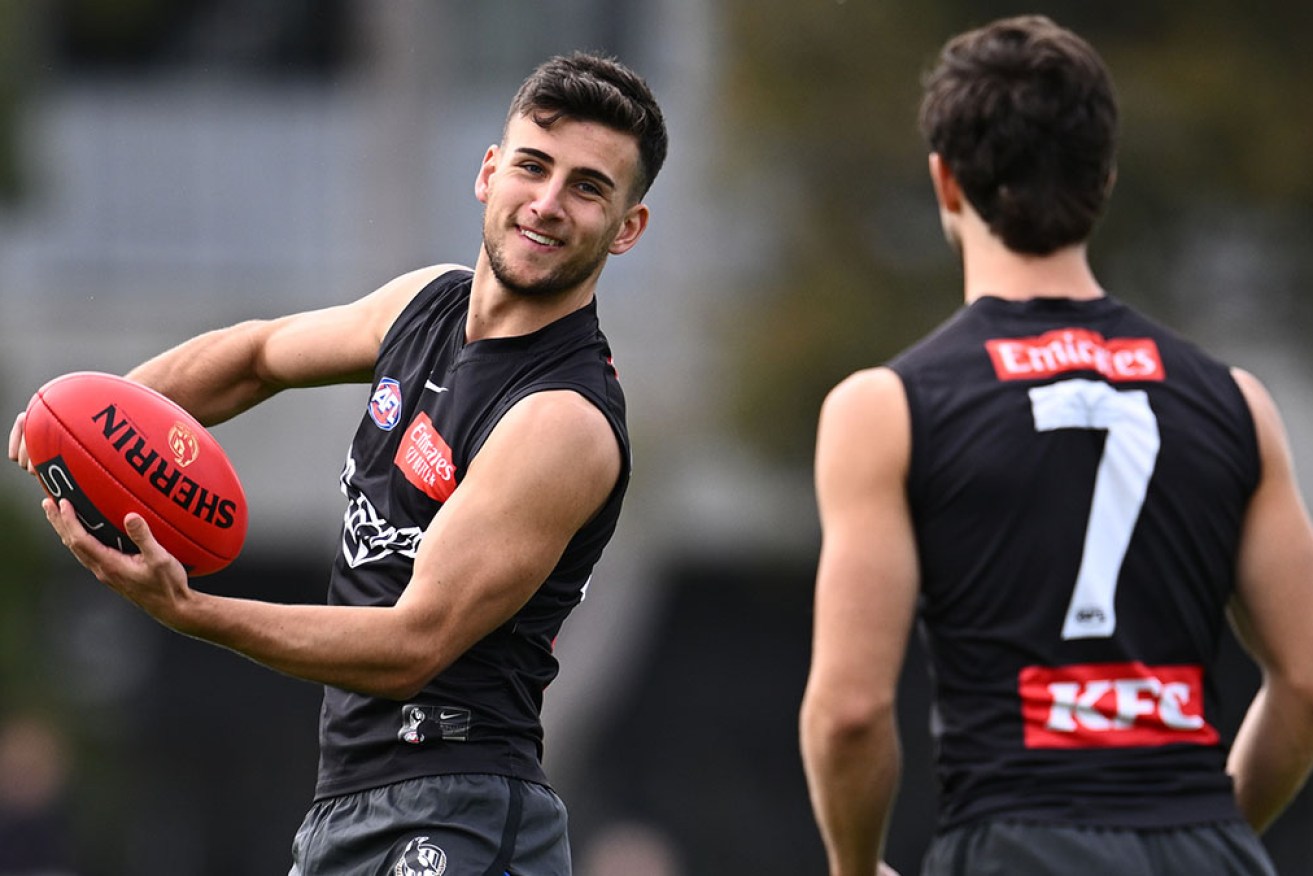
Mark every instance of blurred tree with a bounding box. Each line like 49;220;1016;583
719;0;1313;464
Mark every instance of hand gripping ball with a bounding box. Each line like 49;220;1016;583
23;371;248;575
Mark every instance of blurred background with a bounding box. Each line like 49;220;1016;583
0;0;1310;873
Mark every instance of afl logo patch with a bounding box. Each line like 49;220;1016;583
369;378;404;431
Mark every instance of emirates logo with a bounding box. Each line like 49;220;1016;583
168;423;200;468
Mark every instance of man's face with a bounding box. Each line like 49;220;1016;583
475;113;648;298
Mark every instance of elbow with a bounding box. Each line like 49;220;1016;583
365;610;471;700
372;652;457;701
1268;670;1313;717
800;688;900;792
801;687;896;752
376;676;427;702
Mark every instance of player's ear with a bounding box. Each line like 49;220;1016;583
928;153;963;214
608;203;649;256
474;144;499;204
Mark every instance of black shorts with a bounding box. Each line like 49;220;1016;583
288;774;571;876
921;819;1275;876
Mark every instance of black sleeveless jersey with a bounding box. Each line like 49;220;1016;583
314;269;631;799
888;295;1260;830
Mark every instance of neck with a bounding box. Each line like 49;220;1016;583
466;250;598;342
956;214;1104;305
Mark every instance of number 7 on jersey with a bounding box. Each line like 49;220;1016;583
1029;379;1161;639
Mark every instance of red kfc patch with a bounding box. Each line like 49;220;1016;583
1019;661;1218;749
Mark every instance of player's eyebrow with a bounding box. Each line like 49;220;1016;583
514;147;618;194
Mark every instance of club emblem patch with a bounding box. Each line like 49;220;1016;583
394;836;448;876
167;422;200;467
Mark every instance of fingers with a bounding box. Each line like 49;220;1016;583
8;410;32;472
41;498;137;576
122;512;166;561
42;498;114;574
42;500;184;601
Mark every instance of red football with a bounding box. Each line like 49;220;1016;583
23;371;248;575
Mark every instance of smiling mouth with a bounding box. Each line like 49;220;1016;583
519;226;563;247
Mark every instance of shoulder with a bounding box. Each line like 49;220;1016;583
817;367;910;487
503;390;619;456
527;389;622;476
887;303;984;377
821;367;908;430
369;263;470;306
476;389;623;503
1231;368;1286;468
1231;367;1276;420
508;308;627;425
366;263;472;344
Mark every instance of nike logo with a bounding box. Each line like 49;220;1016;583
424;380;449;394
438;710;465;721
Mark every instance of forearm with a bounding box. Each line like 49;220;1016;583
1228;680;1313;832
168;589;446;699
802;703;900;876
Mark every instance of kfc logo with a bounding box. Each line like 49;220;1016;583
1019;661;1218;749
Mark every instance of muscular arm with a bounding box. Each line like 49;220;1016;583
1226;368;1313;832
801;367;918;876
42;388;621;698
126;264;458;425
9;265;457;470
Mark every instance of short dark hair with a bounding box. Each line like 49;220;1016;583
919;16;1118;255
507;51;668;201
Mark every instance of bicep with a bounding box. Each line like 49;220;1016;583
1231;369;1313;682
397;391;621;663
258;265;462;387
126;265;461;424
809;368;919;708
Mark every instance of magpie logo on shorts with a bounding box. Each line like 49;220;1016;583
393;836;447;876
369;377;404;431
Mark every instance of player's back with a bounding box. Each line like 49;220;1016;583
889;294;1259;830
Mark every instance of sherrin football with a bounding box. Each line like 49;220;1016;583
23;371;248;575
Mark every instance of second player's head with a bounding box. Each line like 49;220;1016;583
919;16;1119;255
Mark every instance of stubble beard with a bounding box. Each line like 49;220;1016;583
482;212;611;299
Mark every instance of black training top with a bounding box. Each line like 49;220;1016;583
888;295;1260;830
314;269;631;799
